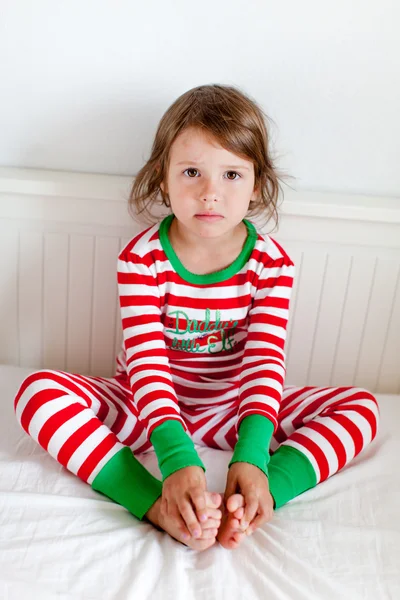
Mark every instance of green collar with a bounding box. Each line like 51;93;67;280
159;213;258;284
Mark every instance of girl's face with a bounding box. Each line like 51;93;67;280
160;126;259;244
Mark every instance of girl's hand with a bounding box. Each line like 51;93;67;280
161;465;208;541
224;462;274;535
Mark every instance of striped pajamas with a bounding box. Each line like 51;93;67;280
13;214;380;506
14;369;379;489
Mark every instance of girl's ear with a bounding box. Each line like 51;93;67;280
156;164;165;191
251;184;259;202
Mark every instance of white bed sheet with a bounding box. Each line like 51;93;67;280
0;365;399;600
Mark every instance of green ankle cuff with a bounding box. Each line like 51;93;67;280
91;446;162;520
268;445;317;509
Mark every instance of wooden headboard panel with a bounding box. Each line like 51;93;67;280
1;167;399;393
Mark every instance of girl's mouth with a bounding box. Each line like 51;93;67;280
195;214;224;221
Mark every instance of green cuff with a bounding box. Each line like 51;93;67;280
268;445;318;509
91;446;163;520
228;415;275;477
150;420;206;481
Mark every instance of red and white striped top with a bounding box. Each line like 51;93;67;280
116;214;295;441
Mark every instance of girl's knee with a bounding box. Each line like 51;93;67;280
14;369;66;415
359;388;380;413
357;387;380;440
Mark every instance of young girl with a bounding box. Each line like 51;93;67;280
14;84;380;552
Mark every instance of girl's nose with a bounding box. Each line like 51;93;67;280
200;180;219;203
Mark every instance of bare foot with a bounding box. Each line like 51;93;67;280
217;494;247;550
145;491;223;552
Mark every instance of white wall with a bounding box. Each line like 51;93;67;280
1;0;399;197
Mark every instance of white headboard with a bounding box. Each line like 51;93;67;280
1;167;399;394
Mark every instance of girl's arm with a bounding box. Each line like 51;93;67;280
117;244;205;481
228;251;295;477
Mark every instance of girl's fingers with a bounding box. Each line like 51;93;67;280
179;499;203;538
173;511;192;541
161;496;169;516
224;476;238;502
240;495;259;530
246;512;266;535
190;489;208;524
165;499;194;540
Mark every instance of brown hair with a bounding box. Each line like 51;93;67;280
128;84;293;231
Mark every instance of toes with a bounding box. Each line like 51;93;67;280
215;509;248;550
190;526;219;543
201;528;219;539
232;531;245;543
204;491;222;509
200;518;221;530
217;534;242;550
189;537;217;551
211;493;222;508
230;518;241;529
200;508;222;523
204;508;222;520
226;493;245;513
233;507;244;520
197;493;222;524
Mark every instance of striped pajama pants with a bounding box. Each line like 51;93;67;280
14;369;380;493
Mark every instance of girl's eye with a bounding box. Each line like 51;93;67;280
183;168;241;180
184;168;199;178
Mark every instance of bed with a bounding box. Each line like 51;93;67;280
1;168;400;598
1;364;399;600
